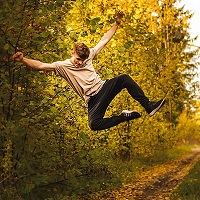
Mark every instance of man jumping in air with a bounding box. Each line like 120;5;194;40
13;11;165;131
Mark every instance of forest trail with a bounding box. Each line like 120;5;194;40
100;148;200;200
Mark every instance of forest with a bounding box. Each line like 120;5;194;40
0;0;200;199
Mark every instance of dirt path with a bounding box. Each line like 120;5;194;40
100;148;200;200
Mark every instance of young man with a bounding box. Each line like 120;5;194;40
13;11;165;131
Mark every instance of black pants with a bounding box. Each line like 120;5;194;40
88;74;149;130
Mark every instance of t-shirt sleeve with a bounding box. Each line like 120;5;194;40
88;48;97;60
52;61;66;76
52;61;65;68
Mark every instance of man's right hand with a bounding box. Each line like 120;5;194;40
13;52;24;62
12;52;56;71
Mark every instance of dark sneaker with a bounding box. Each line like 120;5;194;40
121;110;141;121
146;98;166;117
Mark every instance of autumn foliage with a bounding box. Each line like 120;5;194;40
0;0;200;199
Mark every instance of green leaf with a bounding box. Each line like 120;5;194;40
4;44;9;50
124;41;133;49
91;17;100;25
90;28;96;33
21;112;26;116
98;22;104;29
50;107;59;114
79;132;90;142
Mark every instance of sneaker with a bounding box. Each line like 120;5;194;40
146;98;166;117
121;110;141;121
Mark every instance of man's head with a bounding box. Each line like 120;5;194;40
73;42;90;60
71;42;90;68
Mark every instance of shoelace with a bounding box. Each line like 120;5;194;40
123;112;133;117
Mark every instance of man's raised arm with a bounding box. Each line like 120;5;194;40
94;11;124;54
13;52;55;71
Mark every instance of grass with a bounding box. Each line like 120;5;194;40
84;145;197;199
107;145;194;185
171;159;200;200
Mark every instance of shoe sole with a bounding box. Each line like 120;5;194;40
149;98;166;117
122;110;141;121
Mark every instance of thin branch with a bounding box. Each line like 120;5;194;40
0;175;11;184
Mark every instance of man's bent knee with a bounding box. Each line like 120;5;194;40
118;74;129;79
89;119;102;131
118;74;132;82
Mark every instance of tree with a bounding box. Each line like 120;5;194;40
1;0;199;198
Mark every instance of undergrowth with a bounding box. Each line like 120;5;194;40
171;158;200;199
84;145;195;199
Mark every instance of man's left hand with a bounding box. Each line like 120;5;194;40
116;11;124;25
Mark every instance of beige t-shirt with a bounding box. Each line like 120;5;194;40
53;48;105;105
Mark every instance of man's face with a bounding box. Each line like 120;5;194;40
71;52;85;68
